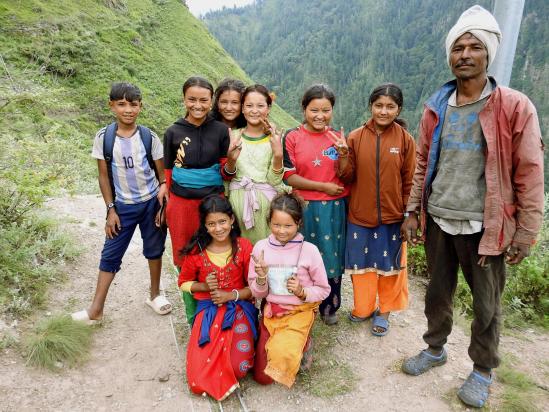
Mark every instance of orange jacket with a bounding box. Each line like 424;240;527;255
407;79;544;255
339;119;416;227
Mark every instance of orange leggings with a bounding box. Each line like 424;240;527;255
350;244;408;317
351;271;409;317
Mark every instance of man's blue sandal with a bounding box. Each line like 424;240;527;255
401;348;448;375
371;310;389;336
457;370;492;408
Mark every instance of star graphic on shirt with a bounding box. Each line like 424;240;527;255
312;157;321;167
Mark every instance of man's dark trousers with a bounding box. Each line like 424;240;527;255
423;215;506;371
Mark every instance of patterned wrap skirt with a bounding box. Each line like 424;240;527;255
301;199;346;278
187;302;255;400
345;221;403;276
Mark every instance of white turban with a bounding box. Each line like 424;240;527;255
445;5;502;68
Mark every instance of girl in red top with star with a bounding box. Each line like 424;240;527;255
282;84;349;325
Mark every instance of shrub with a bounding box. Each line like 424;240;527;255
0;184;79;316
501;193;549;328
408;244;427;277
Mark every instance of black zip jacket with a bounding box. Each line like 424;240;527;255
164;115;230;199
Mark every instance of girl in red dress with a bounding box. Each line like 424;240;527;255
178;195;257;401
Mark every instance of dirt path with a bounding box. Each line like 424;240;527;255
0;194;547;411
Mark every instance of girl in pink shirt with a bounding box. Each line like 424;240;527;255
248;193;330;388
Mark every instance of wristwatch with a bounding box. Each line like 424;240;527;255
106;202;115;213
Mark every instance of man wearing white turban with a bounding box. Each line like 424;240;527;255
400;5;544;409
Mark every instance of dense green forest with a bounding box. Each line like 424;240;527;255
205;0;548;185
0;0;296;315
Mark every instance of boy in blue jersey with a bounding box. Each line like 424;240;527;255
72;82;171;324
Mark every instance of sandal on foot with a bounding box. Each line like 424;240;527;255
348;308;377;323
402;348;447;376
457;370;492;408
71;310;101;326
146;295;172;315
371;310;389;336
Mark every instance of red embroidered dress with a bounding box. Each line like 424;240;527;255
178;237;256;400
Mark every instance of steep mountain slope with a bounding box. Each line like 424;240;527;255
0;0;297;193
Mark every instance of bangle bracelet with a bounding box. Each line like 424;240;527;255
256;275;267;286
224;164;237;175
272;166;284;174
232;289;239;301
159;180;166;185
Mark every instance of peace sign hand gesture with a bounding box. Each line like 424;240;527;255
327;127;349;156
251;250;269;279
268;125;284;158
227;127;243;163
259;117;274;136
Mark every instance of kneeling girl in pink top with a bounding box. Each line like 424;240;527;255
248;193;330;387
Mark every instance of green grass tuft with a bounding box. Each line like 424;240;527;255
497;365;537;390
500;388;539;412
24;315;94;370
0;332;18;350
496;356;543;412
298;320;356;397
300;361;355;398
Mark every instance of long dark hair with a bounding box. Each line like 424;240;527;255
212;78;247;128
180;195;241;262
368;83;407;129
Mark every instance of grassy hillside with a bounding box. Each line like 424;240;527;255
0;0;296;193
0;0;296;316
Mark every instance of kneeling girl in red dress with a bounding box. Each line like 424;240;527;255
178;195;257;401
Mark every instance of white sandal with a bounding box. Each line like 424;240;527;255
71;310;102;326
145;295;172;315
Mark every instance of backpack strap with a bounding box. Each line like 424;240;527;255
102;124;159;203
137;125;159;180
103;122;118;202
